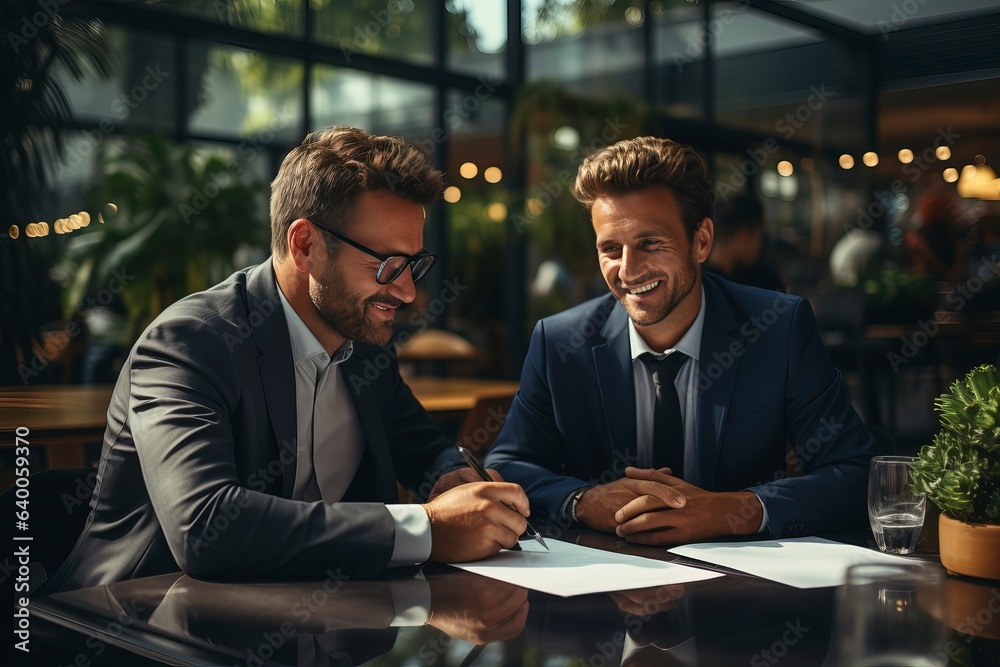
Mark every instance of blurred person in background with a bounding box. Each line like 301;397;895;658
904;186;967;283
705;195;785;293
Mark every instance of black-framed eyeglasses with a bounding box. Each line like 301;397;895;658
308;220;437;285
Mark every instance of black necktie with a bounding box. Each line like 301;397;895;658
640;352;687;477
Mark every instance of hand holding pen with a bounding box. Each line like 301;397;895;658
421;452;539;562
457;446;548;551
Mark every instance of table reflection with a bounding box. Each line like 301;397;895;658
25;531;1000;666
33;569;530;667
522;576;834;667
33;562;842;667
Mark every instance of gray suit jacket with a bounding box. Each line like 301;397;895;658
52;261;458;591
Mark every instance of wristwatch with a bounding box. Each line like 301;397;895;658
569;486;592;524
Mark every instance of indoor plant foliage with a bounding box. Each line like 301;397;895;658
910;364;1000;524
59;133;269;338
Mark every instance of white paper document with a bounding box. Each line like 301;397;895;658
668;536;914;589
449;539;722;597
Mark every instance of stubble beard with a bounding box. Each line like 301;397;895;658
311;263;398;346
615;259;698;328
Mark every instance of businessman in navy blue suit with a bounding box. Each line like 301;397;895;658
487;136;874;544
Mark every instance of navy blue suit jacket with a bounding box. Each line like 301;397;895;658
487;273;874;537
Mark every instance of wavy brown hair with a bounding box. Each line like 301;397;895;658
270;126;445;258
572;136;713;240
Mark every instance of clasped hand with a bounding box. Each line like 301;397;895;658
577;467;762;545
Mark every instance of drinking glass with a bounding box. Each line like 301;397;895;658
832;562;947;666
868;455;926;554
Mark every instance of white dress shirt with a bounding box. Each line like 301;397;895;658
277;283;431;566
629;286;768;532
629;288;706;478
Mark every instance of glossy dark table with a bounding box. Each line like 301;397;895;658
18;531;1000;666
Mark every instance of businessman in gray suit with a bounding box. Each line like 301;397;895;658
50;127;528;591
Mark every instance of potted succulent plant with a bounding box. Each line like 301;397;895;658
909;364;1000;579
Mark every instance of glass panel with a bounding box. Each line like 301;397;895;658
188;42;303;143
439;90;507;372
446;0;507;79
102;0;303;37
43;134;126;228
523;0;645;99
712;4;829;141
515;95;644;325
652;0;706;120
773;0;1000;33
311;0;434;66
713;149;817;293
310;65;434;139
56;28;177;132
47;138;271;353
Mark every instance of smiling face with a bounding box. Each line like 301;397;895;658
592;188;713;348
310;191;425;346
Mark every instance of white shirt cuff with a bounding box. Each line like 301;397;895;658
753;492;769;534
388;573;431;626
386;504;432;568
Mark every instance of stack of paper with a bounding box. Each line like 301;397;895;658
669;537;916;589
450;539;722;597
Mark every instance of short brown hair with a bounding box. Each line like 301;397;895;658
270;126;445;258
572;136;713;240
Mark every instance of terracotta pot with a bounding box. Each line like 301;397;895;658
939;513;1000;580
943;576;1000;640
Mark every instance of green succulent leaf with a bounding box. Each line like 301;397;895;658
912;365;1000;524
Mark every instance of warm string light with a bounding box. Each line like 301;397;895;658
8;204;115;240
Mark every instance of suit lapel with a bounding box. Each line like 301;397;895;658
341;352;397;504
246;260;298;499
695;276;742;488
593;302;638;469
